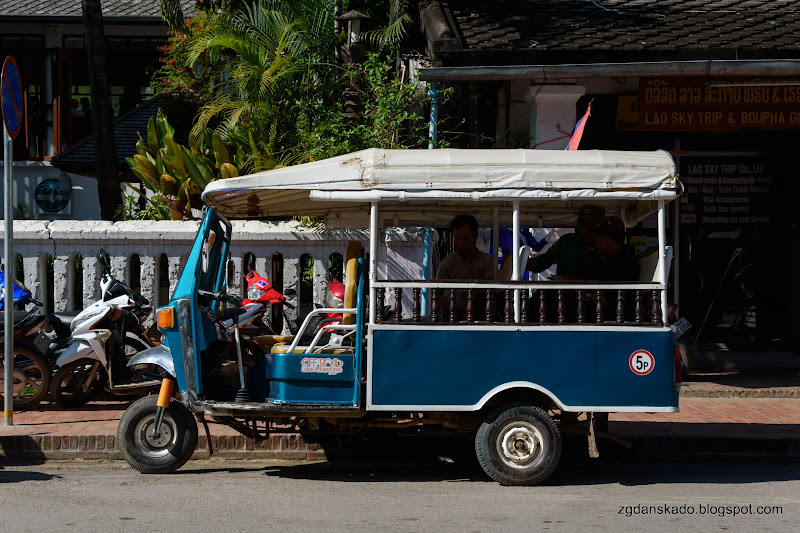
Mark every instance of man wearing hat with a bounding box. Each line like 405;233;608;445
595;216;639;281
525;204;604;279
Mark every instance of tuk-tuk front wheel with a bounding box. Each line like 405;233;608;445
475;404;562;486
117;394;198;474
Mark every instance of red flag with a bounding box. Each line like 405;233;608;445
566;102;592;151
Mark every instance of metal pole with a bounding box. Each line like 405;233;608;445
4;126;13;425
369;202;378;325
512;200;521;322
428;83;439;149
421;228;431;316
657;200;668;325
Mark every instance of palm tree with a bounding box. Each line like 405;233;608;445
183;1;341;162
82;0;121;219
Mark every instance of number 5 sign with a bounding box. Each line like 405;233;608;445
629;349;655;376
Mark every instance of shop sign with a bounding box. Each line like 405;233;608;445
616;78;800;131
679;156;778;229
34;177;72;214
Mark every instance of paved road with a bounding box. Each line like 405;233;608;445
1;457;797;532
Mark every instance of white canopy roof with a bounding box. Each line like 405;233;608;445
202;148;680;227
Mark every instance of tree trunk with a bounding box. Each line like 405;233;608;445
82;0;121;219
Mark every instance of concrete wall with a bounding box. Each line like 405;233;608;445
0;220;433;327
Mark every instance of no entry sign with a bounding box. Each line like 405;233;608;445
2;56;22;139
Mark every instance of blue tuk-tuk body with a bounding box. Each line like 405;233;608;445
119;148;681;485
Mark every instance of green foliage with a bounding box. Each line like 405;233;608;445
125;110;247;220
141;1;437;220
13;203;36;220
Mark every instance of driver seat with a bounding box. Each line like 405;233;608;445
268;241;361;354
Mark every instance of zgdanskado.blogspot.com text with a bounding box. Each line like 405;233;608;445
619;503;782;518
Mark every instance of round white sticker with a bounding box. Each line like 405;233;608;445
629;350;655;375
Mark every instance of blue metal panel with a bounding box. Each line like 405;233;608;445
353;255;365;405
371;329;677;409
266;352;357;404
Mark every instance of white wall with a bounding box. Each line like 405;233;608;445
0;161;100;220
1;220;432;326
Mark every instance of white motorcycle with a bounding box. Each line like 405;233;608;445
49;251;157;407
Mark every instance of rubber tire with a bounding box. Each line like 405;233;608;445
678;340;692;376
0;346;51;410
117;394;198;474
475;404;562;486
50;358;107;408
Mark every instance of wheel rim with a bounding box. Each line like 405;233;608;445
1;356;45;400
59;362;102;398
495;421;544;469
133;413;178;458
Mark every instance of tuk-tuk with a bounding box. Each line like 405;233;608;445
117;148;681;485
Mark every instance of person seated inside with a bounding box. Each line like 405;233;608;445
594;216;639;282
525;204;605;280
436;214;495;320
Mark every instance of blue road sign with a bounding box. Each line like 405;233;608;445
2;56;22;139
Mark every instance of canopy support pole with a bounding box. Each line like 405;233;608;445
492;207;499;265
421;228;431;316
512;200;521;322
369;202;378;325
657;200;668;324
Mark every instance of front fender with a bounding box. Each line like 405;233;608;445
55;339;97;367
127;346;176;378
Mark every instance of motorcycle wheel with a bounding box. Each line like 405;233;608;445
0;346;51;410
117;394;198;474
50;358;108;408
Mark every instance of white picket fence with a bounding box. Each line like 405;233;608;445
2;220;433;320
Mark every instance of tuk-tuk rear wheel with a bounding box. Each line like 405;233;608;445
117;394;198;474
475;404;561;486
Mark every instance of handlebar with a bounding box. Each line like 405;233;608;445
197;290;243;307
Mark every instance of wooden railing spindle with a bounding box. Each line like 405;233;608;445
393;287;402;323
504;289;512;323
521;289;528;324
376;288;385;324
651;290;662;326
616;289;625;323
557;289;565;324
485;288;493;323
595;289;604;324
412;287;421;322
635;290;643;324
577;290;585;324
539;289;547;324
466;288;474;323
431;288;439;323
449;288;456;323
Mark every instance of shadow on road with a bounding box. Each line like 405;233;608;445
178;435;800;486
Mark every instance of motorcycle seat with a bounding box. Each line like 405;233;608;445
0;310;34;327
49;312;81;338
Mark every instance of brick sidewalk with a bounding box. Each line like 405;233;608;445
2;391;800;461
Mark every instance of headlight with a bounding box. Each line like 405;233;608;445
248;285;266;302
71;308;106;332
325;290;344;309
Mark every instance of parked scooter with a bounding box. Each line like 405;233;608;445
49;251;156;407
0;273;52;409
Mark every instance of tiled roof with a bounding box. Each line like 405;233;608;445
52;94;166;173
438;0;800;63
0;0;196;18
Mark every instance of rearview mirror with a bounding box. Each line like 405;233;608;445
226;258;235;288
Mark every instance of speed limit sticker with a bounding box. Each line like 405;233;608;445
629;350;655;375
